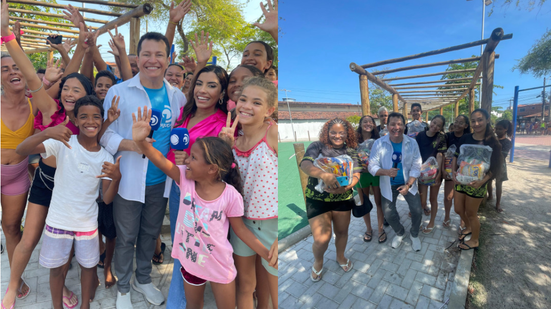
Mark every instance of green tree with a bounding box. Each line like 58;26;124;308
346;115;361;129
514;29;551;77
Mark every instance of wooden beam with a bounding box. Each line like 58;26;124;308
360;33;512;69
481;51;495;113
373;56;488;75
350;62;407;104
8;0;122;17
392;93;399;112
394;83;479;90
360;75;370;116
9;8;109;24
402;102;408;124
455;101;459;118
399;88;468;93
11;16;99;30
389;77;481;87
401;95;460;98
21;38;47;44
95;4;153;36
22;34;49;40
21;42;49;48
469;88;475;114
65;0;138;9
47;50;54;61
439;106;444;114
10;20;80;34
425;113;429;122
382;69;478;82
19;29;79;39
129;17;140;55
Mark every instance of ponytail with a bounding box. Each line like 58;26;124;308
496;119;514;138
222;161;244;196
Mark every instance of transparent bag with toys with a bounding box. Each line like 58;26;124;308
419;156;439;185
357;139;375;169
407;120;425;137
313;155;354;193
444;144;456;180
456;144;492;185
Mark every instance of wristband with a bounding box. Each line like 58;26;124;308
169;20;179;25
1;30;24;45
42;76;52;87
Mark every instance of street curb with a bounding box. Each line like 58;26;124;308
449;248;474;308
278;225;312;253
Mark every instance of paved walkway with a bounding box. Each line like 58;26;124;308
278;186;463;309
0;213;218;309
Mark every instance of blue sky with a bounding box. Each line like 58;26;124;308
278;0;551;110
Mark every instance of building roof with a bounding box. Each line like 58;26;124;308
278;110;364;120
278;101;360;107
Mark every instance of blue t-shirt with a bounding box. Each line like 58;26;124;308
144;84;172;186
390;141;405;186
106;65;124;84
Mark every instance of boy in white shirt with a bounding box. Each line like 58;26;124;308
16;95;121;309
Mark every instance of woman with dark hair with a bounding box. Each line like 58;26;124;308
355;116;386;243
416;115;447;234
227;65;264;110
1;4;94;306
166;64;235;307
165;63;185;90
300;118;362;282
452;109;503;250
487;119;513;213
443;115;471;229
182;72;194;99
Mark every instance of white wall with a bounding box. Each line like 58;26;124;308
278;120;325;142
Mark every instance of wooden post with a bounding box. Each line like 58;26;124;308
439;106;444;115
425;112;429;122
293;143;309;202
392;94;399;112
402;102;408;124
455;101;459;119
308;131;311;141
47;50;53;62
469;88;475;115
129;17;140;55
294;131;297;142
360;75;370;116
481;51;495;113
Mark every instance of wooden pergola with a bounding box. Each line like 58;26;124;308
2;0;153;59
350;28;513;122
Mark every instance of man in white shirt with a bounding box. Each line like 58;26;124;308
368;112;424;251
100;32;186;308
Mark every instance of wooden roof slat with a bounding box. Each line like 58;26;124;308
65;0;138;9
399;88;468;93
95;4;153;36
394;83;480;90
361;34;512;69
10;20;79;33
11;16;99;29
20;28;78;38
389;77;481;86
382;69;477;82
8;0;123;17
10;8;109;24
349;63;407;103
373;55;500;76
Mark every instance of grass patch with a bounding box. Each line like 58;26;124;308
467;199;500;309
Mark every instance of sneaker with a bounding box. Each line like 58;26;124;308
410;234;422;252
116;291;133;309
132;279;164;306
391;235;404;249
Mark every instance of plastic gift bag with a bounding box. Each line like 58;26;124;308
407;120;425;137
419;156;439;185
456;144;492;185
313;155;354;193
379;128;389;136
444;144;456;179
357;139;375;168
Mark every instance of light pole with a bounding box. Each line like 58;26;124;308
280;89;295;141
468;0;492;108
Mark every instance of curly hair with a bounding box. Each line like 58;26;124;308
319;118;357;148
356;115;380;144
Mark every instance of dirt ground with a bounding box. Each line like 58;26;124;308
467;158;551;309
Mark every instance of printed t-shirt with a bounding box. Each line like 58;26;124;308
415;131;447;162
42;135;114;231
144;84;172;186
390;141;405;186
171;166;244;284
301;141;362;202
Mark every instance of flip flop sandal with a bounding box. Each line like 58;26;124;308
63;291;79;309
422;226;435;235
337;259;353;273
383;219;389;227
310;266;323;282
423;208;431;216
97;251;106;268
459;231;472;241
16;279;30;300
152;242;166;265
363;230;373;242
442;219;451;227
378;230;387;244
2;288;15;309
458;242;478;251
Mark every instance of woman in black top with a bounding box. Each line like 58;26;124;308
415;115;447;234
487;119;513;213
300;118;362;282
443;115;471;229
452;109;503;250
